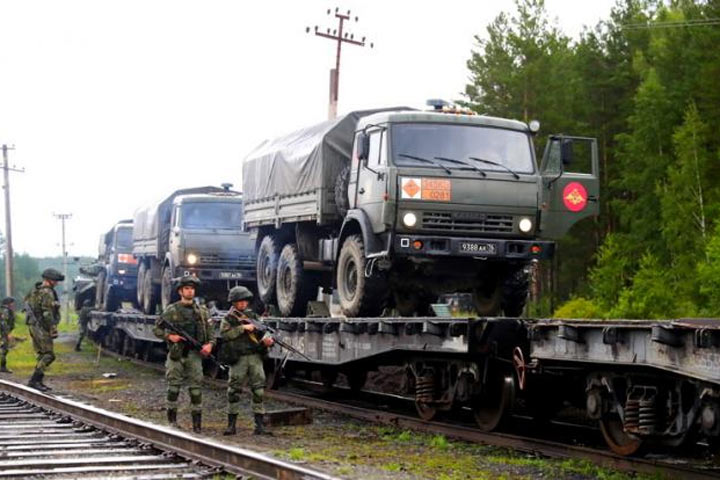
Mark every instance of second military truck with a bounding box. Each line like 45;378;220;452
132;185;256;313
242;107;599;317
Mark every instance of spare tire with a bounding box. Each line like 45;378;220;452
334;165;351;217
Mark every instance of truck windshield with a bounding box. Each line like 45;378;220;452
180;202;243;229
115;228;133;250
392;123;534;174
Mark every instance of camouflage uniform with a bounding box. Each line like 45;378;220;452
0;300;15;373
75;302;92;351
153;300;214;418
25;282;60;372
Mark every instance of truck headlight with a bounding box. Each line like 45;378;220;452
187;253;198;265
519;217;533;233
403;212;418;227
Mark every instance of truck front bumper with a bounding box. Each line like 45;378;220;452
110;275;137;292
393;234;554;260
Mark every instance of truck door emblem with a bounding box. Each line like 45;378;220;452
563;182;588;212
401;177;422;199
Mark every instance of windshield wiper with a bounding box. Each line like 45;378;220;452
397;153;452;174
434;156;486;177
468;156;520;180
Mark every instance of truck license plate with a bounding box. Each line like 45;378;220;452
459;242;496;255
219;272;244;279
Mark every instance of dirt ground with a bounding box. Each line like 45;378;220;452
0;330;649;480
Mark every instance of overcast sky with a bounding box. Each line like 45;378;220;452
0;0;616;257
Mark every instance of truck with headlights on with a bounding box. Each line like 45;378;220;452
242;106;599;317
94;219;139;311
132;185;256;313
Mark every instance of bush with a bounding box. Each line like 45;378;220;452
553;297;602;319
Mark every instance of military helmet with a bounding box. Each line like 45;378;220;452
42;268;65;282
174;275;201;291
1;297;15;306
228;286;253;303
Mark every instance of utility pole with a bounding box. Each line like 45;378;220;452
306;8;373;120
53;213;72;322
2;144;24;297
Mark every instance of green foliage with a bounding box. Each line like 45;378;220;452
428;435;449;449
553;297;601;319
697;225;720;315
464;0;720;316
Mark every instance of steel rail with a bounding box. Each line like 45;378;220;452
0;379;337;480
96;348;720;479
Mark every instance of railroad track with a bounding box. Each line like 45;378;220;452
0;379;337;480
97;347;720;480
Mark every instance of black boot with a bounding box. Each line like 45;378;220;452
27;370;49;392
192;412;202;433
253;413;272;436
0;359;11;373
223;414;237;436
37;371;52;391
167;408;177;427
74;343;81;352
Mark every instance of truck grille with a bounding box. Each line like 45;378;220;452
422;212;514;233
198;254;255;268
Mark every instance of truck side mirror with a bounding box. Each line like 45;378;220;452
561;139;574;166
357;132;370;163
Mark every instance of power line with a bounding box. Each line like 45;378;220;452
2;144;25;297
306;7;373;120
621;17;720;30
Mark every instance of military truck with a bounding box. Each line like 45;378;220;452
132;185;256;314
91;220;138;311
242;107;599;317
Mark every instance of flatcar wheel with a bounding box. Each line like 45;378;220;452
347;371;367;392
473;375;515;431
122;336;135;357
599;414;643;456
415;401;437;421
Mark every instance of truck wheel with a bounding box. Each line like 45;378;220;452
142;268;157;314
103;286;120;312
501;267;529;317
257;235;280;306
334;165;351;217
336;234;387;317
136;263;146;309
472;282;501;316
95;271;106;310
160;265;178;311
276;243;319;317
394;289;433;317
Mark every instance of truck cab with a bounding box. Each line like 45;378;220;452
96;220;139;311
338;110;598;316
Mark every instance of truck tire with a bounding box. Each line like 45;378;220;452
472;282;502;317
137;263;146;309
276;243;319;317
336;234;388;317
160;265;178;311
95;270;106;310
104;286;120;312
334;165;351;217
394;289;433;317
142;268;158;314
257;235;280;305
501;267;529;317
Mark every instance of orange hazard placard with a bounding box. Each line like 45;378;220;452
421;178;451;202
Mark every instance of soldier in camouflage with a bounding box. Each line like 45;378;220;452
25;268;64;391
153;275;214;433
221;286;274;436
0;297;16;373
75;299;92;351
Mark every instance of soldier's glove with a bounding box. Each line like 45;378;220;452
167;334;184;343
200;343;213;357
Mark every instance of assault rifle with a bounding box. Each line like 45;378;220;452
157;317;229;371
230;310;312;362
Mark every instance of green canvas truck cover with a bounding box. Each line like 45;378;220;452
242;107;413;203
